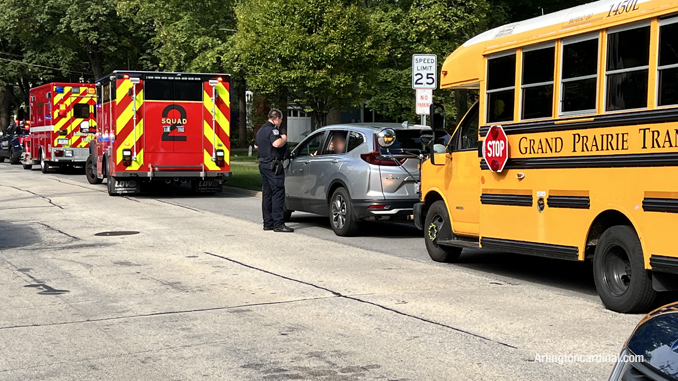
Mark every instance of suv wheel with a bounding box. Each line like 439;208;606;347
329;187;359;236
9;148;19;164
424;201;462;263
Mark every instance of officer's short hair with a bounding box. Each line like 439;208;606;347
268;109;283;120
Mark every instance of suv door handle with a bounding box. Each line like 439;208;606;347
331;159;340;163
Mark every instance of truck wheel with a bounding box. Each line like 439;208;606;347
424;201;462;263
106;171;119;196
593;225;656;313
23;164;32;170
86;156;102;184
40;150;49;173
329;187;359;236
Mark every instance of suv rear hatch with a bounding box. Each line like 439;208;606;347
373;129;423;199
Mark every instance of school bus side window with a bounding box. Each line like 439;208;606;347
606;24;650;111
658;17;678;106
522;45;555;120
486;53;516;123
561;36;599;115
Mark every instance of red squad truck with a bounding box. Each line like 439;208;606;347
23;83;97;172
88;71;231;196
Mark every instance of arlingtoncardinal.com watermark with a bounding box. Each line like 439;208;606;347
534;353;644;365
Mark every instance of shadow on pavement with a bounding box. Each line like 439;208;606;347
0;220;42;249
289;214;423;239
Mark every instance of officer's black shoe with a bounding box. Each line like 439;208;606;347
274;225;294;233
263;225;274;231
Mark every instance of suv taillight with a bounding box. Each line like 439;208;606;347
360;152;405;166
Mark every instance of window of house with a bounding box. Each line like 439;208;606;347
658;17;678;106
606;24;650;111
487;52;516;123
561;36;599;114
522;45;555;120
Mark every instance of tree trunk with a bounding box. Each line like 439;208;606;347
88;48;104;80
0;86;10;132
238;78;247;148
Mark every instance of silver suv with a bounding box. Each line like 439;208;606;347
284;123;426;236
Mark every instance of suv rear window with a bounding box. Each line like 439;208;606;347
145;80;203;102
379;130;426;154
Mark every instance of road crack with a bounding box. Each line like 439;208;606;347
0;296;336;331
204;251;518;350
0;185;63;209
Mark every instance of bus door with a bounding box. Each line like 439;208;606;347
446;102;481;236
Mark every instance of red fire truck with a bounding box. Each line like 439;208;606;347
88;71;231;196
23;83;97;172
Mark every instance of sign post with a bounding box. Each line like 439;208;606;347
412;54;437;126
416;89;432;125
482;125;509;173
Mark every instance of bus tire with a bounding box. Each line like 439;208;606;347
424;200;462;263
593;225;656;313
86;156;102;184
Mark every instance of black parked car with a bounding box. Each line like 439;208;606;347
0;124;28;164
609;301;678;380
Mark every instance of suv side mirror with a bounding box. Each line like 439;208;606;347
0;131;4;137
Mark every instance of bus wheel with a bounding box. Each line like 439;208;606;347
424;201;462;263
86;156;102;184
593;225;656;313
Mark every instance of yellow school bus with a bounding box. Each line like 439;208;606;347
415;0;678;313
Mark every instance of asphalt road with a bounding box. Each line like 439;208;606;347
0;163;657;380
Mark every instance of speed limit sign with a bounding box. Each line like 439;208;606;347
412;54;437;89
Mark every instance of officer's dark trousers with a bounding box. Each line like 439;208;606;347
259;163;286;227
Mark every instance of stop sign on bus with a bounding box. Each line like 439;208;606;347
483;125;509;172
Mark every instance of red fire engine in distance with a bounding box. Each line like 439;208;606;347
88;71;232;196
23;83;97;172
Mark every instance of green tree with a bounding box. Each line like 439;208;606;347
232;0;386;128
366;0;490;125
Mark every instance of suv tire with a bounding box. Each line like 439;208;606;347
329;187;359;236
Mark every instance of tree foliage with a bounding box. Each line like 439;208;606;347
232;0;386;127
0;0;594;130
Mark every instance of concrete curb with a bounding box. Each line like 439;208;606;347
222;186;262;198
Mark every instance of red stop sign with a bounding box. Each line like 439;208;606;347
483;125;509;173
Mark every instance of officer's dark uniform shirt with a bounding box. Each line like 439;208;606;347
256;121;284;164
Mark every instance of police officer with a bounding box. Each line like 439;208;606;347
256;109;294;233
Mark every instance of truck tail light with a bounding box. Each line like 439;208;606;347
58;129;68;136
122;149;132;166
360;152;405;166
215;150;225;167
54;150;64;157
80;121;90;134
